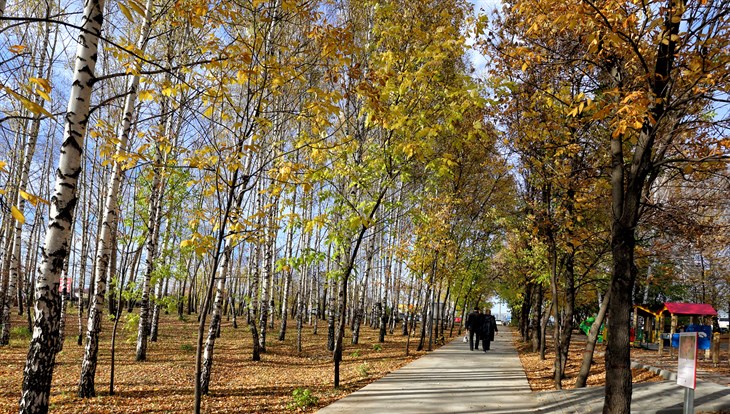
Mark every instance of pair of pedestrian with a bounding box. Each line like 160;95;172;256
465;307;498;352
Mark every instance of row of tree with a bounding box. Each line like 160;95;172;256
1;0;728;413
482;0;730;410
0;0;513;413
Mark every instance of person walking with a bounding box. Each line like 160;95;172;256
465;307;481;351
481;309;499;351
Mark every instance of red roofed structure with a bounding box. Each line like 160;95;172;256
631;301;719;353
662;302;717;316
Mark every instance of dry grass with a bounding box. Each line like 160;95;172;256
0;308;447;413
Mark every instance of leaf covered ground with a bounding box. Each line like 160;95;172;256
5;311;728;413
515;332;730;391
0;308;446;413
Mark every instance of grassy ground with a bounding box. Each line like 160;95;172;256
0;307;445;413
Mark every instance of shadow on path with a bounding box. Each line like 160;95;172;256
317;327;730;414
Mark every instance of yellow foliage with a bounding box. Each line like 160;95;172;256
10;206;24;225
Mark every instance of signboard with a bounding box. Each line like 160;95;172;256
677;332;698;389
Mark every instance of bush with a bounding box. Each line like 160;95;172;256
372;343;382;352
180;343;194;352
288;387;318;410
357;363;370;378
11;326;31;340
350;350;361;357
124;313;140;344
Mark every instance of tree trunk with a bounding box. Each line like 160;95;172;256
521;282;533;342
540;300;552;360
277;206;295;341
19;0;104;408
79;0;153;394
532;284;542;353
57;260;70;353
0;16;53;345
77;171;91;346
258;196;278;352
136;163;163;361
109;235;126;396
576;289;611;388
352;239;374;345
150;277;164;342
327;279;336;351
200;248;231;395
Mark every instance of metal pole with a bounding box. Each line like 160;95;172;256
683;387;695;414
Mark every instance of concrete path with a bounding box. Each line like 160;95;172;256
317;328;538;413
317;327;730;414
537;379;730;413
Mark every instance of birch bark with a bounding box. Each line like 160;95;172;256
79;0;153;395
19;0;105;408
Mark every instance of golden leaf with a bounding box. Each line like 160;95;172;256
36;90;51;101
11;206;25;224
119;3;134;22
127;0;146;16
5;87;50;116
138;90;154;101
29;78;52;93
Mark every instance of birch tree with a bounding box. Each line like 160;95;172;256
19;0;105;408
78;0;155;395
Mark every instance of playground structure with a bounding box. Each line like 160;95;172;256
632;302;718;355
579;316;604;343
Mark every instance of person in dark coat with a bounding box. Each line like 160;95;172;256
481;309;499;351
465;307;481;351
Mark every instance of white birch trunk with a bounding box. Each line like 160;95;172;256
150;226;172;342
0;22;53;344
257;205;274;352
77;170;90;345
136;161;162;361
79;0;153;395
19;0;104;408
200;247;231;394
277;205;295;341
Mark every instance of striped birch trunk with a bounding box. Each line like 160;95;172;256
150;226;171;342
136;157;162;361
277;210;294;341
19;0;104;409
0;23;52;345
200;247;231;394
77;170;90;345
57;236;73;353
78;0;153;396
257;205;273;353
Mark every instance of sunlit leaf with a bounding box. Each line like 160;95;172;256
10;206;25;224
119;3;134;22
29;78;52;93
127;0;146;16
138;90;155;101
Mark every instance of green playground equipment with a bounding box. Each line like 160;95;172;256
579;316;604;343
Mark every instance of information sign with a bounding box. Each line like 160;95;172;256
677;332;698;389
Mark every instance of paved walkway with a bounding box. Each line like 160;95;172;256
317;327;730;414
